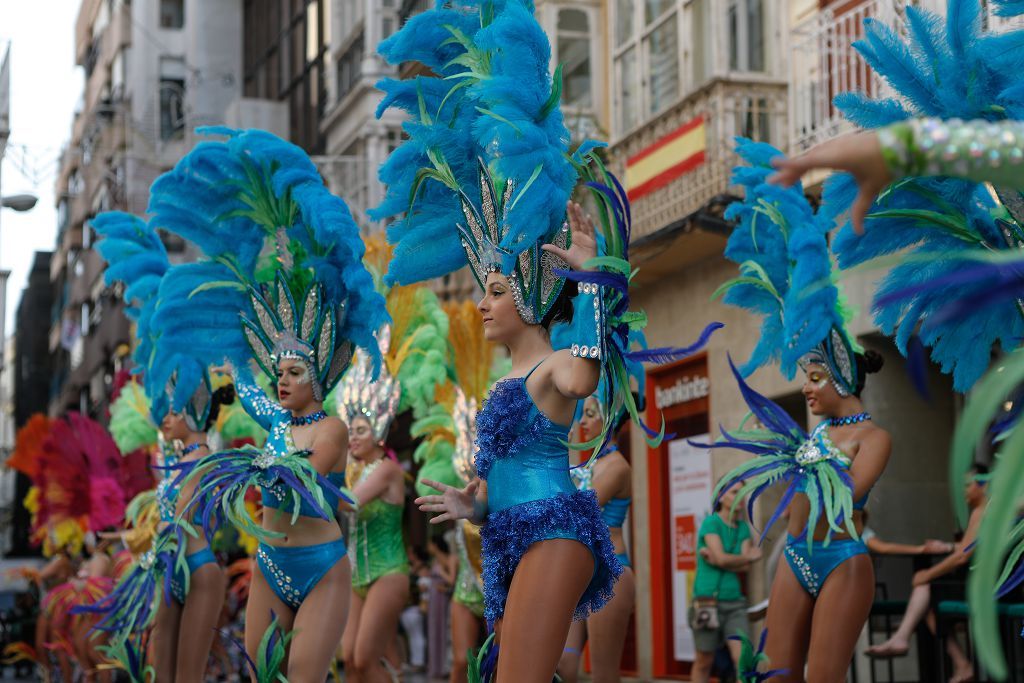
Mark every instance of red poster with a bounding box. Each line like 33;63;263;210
674;515;696;571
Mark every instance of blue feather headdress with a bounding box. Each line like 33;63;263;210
823;0;1024;392
719;138;861;396
146;127;387;400
92;212;216;429
372;0;576;325
373;0;720;455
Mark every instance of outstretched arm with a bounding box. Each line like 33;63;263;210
230;362;287;431
770;118;1024;234
416;478;488;525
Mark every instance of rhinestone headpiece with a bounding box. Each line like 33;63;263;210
337;327;402;441
241;270;353;403
457;159;571;325
166;369;213;432
798;326;859;398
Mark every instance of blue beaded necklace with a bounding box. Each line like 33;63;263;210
181;442;207;456
828;412;871;427
291;410;328;427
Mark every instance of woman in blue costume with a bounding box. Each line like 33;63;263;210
707;139;891;683
74;211;236;682
137;126;385;682
767;2;1024;678
151;385;233;682
372;4;717;679
557;395;635;683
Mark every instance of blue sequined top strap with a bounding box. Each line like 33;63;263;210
601;497;630;528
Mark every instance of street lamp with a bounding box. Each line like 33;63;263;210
0;193;37;212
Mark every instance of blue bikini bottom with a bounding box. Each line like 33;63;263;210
170;546;218;604
256;537;347;610
616;552;631;569
783;535;868;598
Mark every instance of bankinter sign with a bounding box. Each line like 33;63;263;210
653;376;709;410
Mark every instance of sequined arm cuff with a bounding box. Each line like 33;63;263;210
568;283;605;361
879;117;1024;186
233;365;285;431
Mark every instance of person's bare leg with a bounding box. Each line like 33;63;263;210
151;597;182;682
764;560;814;682
727;637;745;676
347;573;409;683
556;619;587;683
945;626;974;683
496;539;594;683
341;589;365;681
450;601;484;683
865;583;931;657
175;562;227;682
244;567;295;671
587;566;635;683
286;558;351;683
691;650;716;683
805;554;874;683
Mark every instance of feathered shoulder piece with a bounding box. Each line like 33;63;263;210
146;127;387;402
372;0;576;325
821;0;1024;391
719;138;860;396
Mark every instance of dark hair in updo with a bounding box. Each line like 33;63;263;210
204;384;236;431
852;350;884;397
540;282;576;330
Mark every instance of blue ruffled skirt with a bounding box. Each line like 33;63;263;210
481;489;622;625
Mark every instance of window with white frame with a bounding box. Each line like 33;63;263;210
728;0;764;72
613;0;682;136
555;8;593;110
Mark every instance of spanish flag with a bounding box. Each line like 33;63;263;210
625;117;707;201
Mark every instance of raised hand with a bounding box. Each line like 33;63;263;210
768;130;892;235
415;478;481;525
542;201;598;270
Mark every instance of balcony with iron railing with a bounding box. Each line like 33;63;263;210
789;0;1024;155
609;78;788;242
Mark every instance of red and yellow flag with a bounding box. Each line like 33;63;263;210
626;116;707;201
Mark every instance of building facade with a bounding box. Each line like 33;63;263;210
50;0;243;418
5;252;54;557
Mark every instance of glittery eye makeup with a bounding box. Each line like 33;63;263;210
808;372;828;389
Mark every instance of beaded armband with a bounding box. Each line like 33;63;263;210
568;283;605;361
879;117;1024;183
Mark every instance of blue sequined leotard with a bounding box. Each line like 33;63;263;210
784;423;870;597
475;365;621;624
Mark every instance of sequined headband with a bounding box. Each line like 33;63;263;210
457;159;571;325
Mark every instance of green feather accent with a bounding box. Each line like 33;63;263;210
254;613;296;683
467;632;496;683
967;423;1024;680
951;349;1024;525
